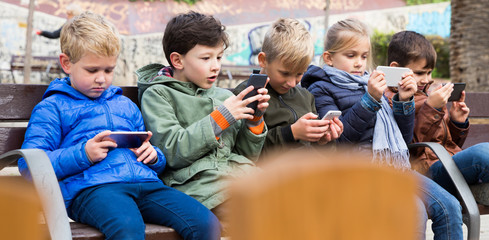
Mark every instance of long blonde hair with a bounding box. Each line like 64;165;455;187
323;18;373;71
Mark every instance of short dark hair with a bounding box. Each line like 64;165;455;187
388;31;436;69
163;11;229;68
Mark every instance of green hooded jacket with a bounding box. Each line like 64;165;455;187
136;63;266;209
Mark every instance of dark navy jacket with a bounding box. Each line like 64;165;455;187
301;65;414;146
19;77;166;209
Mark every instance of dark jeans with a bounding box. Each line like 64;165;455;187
69;181;221;240
430;142;489;195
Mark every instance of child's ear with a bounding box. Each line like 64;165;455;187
257;52;267;68
389;61;400;67
59;53;72;74
170;52;183;70
322;51;333;66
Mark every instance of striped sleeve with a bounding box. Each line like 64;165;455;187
210;105;236;140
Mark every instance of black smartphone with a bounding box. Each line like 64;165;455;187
243;73;268;111
448;83;466;101
103;131;149;148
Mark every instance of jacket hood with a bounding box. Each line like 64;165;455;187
301;65;330;89
43;77;121;100
136;63;205;102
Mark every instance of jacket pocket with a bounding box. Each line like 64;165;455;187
164;159;217;186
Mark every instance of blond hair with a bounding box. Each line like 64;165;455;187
60;11;120;63
324;18;373;70
261;18;314;73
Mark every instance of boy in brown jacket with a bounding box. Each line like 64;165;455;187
387;30;489;202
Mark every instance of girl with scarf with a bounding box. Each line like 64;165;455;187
301;18;463;240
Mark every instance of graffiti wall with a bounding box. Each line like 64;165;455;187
0;1;450;85
3;0;406;35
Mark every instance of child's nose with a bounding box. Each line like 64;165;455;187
287;77;298;88
210;60;220;72
354;59;363;68
95;74;106;83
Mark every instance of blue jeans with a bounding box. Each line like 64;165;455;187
416;172;463;240
430;142;489;195
69;182;221;240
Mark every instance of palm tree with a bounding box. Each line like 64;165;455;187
450;0;489;92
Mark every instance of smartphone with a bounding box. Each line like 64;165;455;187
243;73;268;111
103;131;150;148
447;83;466;102
376;66;411;87
321;110;342;120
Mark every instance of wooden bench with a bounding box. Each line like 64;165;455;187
0;84;182;240
1;83;488;239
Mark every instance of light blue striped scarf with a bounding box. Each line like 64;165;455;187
322;65;410;169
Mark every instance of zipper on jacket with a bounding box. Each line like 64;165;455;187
278;96;298;122
102;101;136;181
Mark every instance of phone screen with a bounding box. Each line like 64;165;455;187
104;131;149;148
243;73;268;111
448;83;466;102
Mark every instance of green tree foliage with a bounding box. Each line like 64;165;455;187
128;0;200;5
371;31;450;79
405;0;449;5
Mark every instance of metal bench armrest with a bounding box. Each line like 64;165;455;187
0;149;72;240
409;142;480;240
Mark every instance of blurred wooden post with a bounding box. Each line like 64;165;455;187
23;0;36;84
229;150;419;240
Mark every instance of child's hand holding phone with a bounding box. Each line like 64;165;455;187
397;71;417;101
367;70;387;102
427;83;454;109
129;131;158;164
224;74;270;120
449;91;470;123
318;117;344;145
291;112;330;142
85;130;118;163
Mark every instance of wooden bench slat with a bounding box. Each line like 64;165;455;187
70;222;182;240
0;84;47;120
463;124;489;149
0;127;27;157
465;92;489;118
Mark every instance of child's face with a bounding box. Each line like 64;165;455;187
177;44;223;89
403;58;433;92
63;52;117;98
259;55;306;94
323;40;370;76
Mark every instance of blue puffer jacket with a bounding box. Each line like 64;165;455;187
301;65;414;146
18;77;166;209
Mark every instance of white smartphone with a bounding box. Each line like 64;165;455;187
103;131;150;148
321;110;342;120
376;66;411;87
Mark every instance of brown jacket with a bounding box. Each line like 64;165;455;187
385;88;470;174
411;90;469;174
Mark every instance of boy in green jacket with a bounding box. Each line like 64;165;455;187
233;18;343;155
136;11;270;231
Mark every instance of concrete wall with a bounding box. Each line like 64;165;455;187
0;1;450;85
